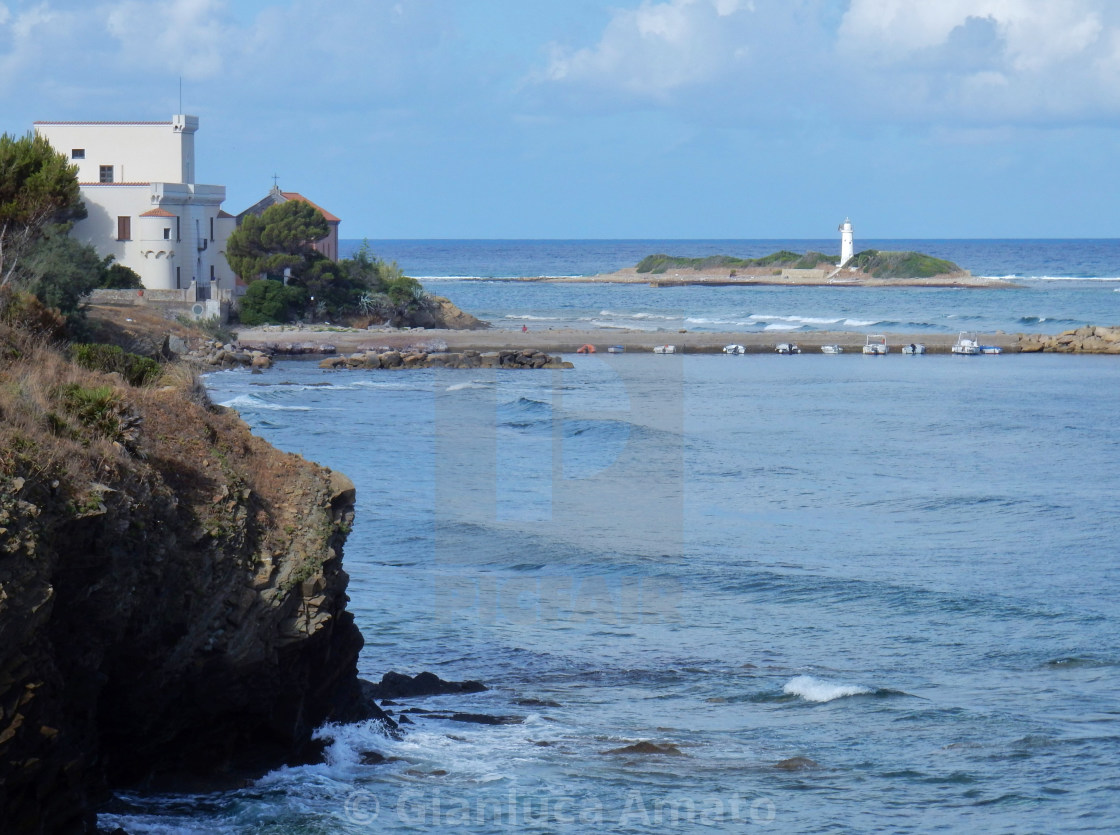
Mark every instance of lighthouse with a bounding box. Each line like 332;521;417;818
839;218;854;266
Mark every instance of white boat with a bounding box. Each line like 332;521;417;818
820;345;843;354
901;343;926;355
979;345;1002;354
775;343;801;354
952;332;981;355
723;344;746;355
653;345;676;354
862;334;889;355
607;345;625;353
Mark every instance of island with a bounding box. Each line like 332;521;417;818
530;249;1010;288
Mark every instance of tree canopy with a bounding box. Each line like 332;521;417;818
225;200;330;282
0;132;83;284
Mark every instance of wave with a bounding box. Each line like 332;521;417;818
599;310;677;321
587;320;663;331
446;381;494;392
783;675;871;702
504;314;561;321
219;394;312;412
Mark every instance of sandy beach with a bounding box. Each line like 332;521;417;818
235;325;1020;355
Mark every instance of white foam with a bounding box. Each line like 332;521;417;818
783;675;871;702
446;381;493;391
219;394;312;412
843;319;879;327
505;314;560;321
764;322;802;331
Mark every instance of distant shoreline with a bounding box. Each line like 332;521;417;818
435;268;1016;288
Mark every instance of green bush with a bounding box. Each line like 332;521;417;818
72;342;162;386
238;279;307;325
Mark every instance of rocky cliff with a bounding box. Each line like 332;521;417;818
0;321;368;832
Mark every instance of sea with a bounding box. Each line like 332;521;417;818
101;241;1120;833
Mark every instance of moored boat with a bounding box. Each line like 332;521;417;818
723;344;746;355
653;345;677;354
862;334;889;355
952;332;981;355
775;343;801;354
607;345;625;353
901;343;926;355
576;344;596;354
820;345;843;354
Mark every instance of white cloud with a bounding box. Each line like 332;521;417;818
539;0;754;100
105;0;234;79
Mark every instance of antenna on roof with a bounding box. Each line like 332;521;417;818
179;76;183;114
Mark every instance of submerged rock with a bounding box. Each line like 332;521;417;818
368;671;487;699
774;756;819;771
602;741;685;757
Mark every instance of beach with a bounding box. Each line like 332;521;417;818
236;324;1020;355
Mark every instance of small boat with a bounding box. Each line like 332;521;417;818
653;345;676;354
862;334;889;355
951;332;981;355
901;343;926;355
723;344;746;355
979;345;1002;354
775;343;801;354
576;344;596;354
607;345;625;354
820;345;843;354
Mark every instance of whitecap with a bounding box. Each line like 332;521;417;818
764;322;802;331
843;319;879;327
783;675;871;703
219;394;312;412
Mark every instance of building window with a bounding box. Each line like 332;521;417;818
163;227;171;240
72;149;85;160
99;165;114;183
175;217;181;242
116;216;131;241
176;267;181;289
210;217;214;242
210;264;216;282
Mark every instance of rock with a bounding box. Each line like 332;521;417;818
379;351;402;369
515;698;562;708
367;671;488;700
602;741;685;756
328;470;356;509
319;356;347;369
774;756;819;771
251;355;272;369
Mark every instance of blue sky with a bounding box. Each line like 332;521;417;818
2;0;1119;239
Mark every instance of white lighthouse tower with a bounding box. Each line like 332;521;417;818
839;217;854;266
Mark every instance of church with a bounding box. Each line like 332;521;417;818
237;186;341;262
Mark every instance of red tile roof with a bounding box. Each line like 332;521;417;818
280;192;340;223
217;210;235;219
140;208;176;217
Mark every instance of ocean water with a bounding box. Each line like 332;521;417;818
341;239;1120;335
102;351;1120;833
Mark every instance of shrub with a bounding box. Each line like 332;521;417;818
238;279;307;325
72;342;162;387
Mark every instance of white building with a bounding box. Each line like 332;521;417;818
34;115;236;294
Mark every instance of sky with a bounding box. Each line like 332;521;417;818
2;0;1120;239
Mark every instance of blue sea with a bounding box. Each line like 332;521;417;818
102;242;1120;833
342;239;1120;336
